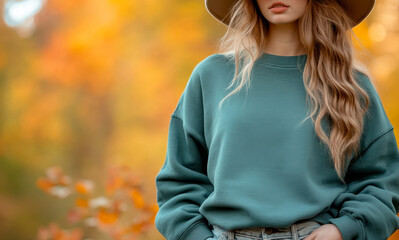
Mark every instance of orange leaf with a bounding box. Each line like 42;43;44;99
97;208;118;224
75;198;89;208
129;220;146;234
36;177;54;192
75;180;94;194
129;189;144;209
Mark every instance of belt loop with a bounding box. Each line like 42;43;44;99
261;227;266;240
228;229;235;240
290;223;299;240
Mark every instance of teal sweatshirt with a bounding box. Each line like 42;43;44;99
154;53;399;240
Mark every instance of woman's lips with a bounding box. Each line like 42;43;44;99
269;2;289;9
269;1;289;13
270;6;288;13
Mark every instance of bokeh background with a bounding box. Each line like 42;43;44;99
0;0;399;239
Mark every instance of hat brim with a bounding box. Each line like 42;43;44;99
205;0;375;28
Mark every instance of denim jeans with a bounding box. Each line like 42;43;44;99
207;220;323;240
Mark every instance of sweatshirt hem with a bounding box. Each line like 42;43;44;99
178;219;214;240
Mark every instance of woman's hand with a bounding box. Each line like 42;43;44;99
303;224;343;240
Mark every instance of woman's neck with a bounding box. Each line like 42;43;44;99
263;22;306;56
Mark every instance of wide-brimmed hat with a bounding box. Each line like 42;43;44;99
205;0;375;28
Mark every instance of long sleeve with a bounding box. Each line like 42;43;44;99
155;64;214;240
328;128;399;240
328;72;399;240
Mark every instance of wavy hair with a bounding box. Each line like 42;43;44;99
216;0;373;183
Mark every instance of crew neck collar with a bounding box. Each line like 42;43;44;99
256;52;307;68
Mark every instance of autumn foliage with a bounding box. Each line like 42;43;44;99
36;165;157;240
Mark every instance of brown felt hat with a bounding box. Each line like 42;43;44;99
205;0;375;28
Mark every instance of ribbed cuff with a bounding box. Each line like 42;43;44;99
183;219;214;240
328;214;363;240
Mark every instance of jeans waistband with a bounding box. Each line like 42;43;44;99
210;220;323;240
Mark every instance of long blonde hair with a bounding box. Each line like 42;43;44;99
216;0;373;183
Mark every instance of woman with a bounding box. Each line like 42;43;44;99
155;0;399;239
